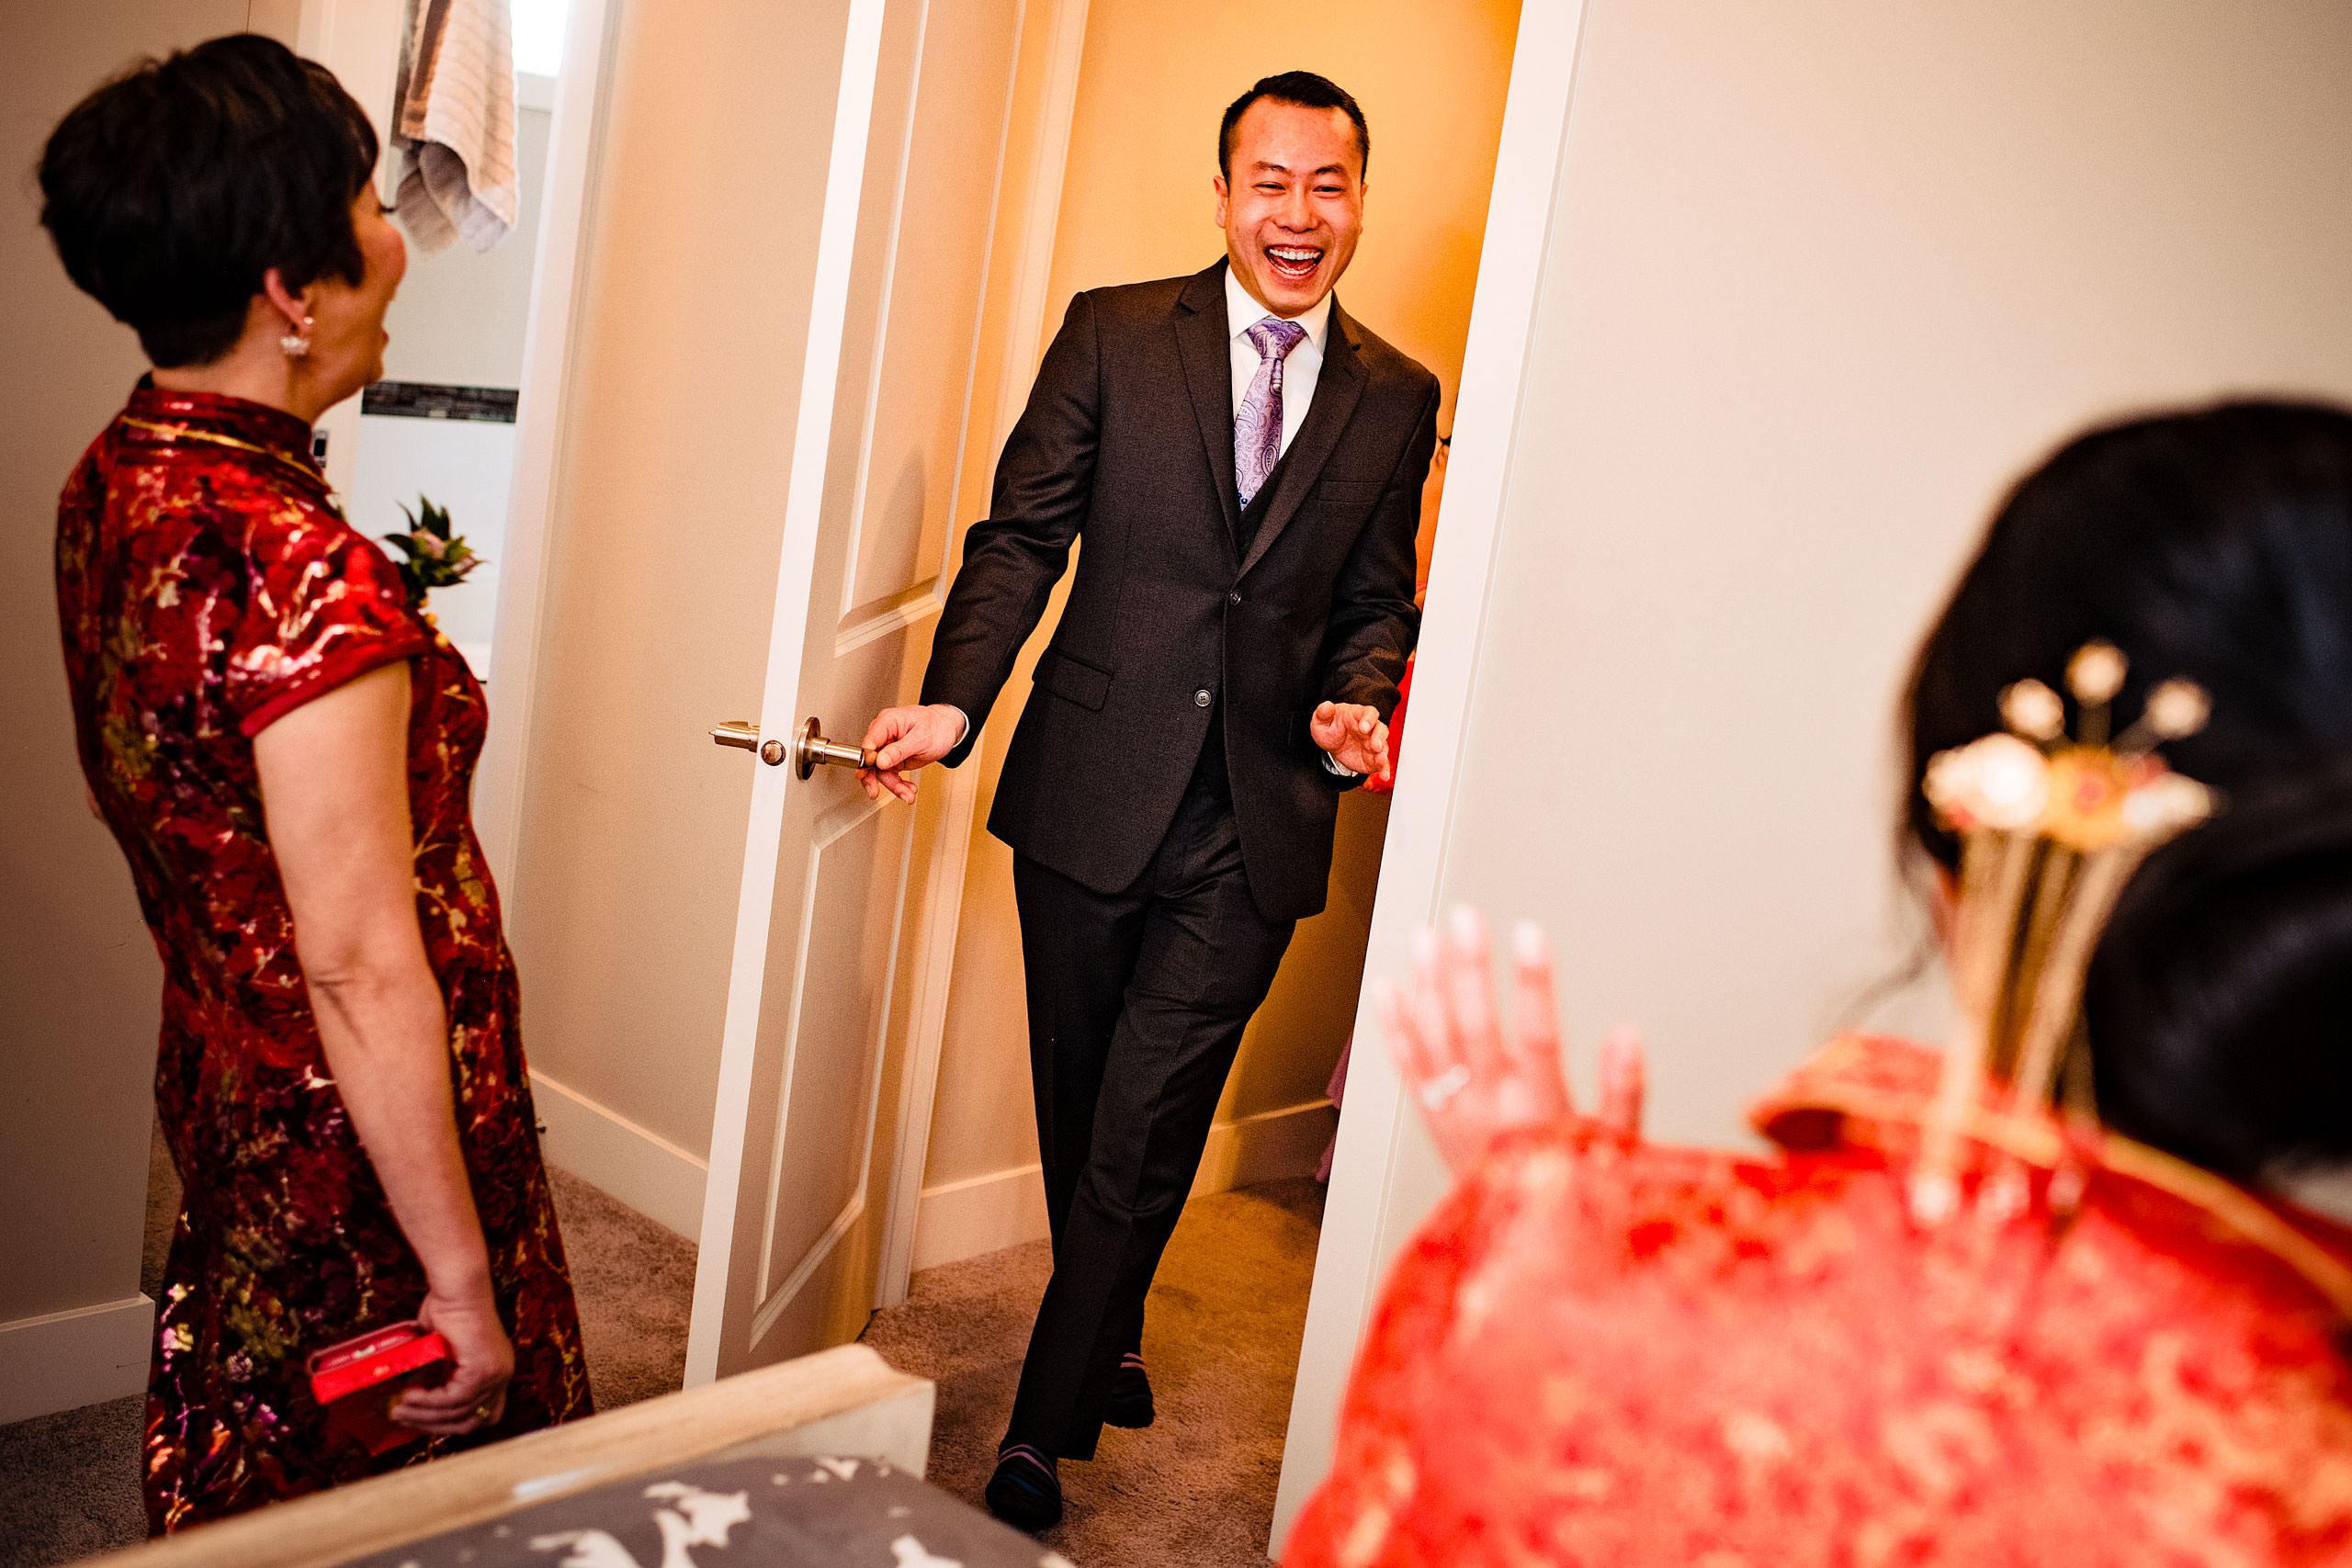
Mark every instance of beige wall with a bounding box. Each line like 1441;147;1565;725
0;0;292;1411
919;0;1521;1200
503;0;847;1170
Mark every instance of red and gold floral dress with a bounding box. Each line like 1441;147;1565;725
1287;1034;2352;1567
55;384;592;1533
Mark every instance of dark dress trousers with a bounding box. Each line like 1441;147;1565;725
921;259;1439;1459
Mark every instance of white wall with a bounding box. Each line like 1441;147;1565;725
1281;0;2352;1541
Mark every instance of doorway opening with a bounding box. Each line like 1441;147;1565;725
329;0;565;686
836;2;1524;1560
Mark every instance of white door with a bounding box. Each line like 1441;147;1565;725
684;0;1035;1382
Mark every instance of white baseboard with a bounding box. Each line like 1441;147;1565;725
910;1098;1338;1274
0;1294;153;1425
910;1164;1054;1273
530;1069;708;1241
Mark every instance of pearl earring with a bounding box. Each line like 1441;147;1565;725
279;315;314;358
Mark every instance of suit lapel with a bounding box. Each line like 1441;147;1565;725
1238;299;1366;578
1173;261;1243;550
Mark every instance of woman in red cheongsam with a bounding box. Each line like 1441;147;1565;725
1289;404;2352;1565
40;37;588;1531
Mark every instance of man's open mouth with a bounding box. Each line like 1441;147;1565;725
1265;243;1324;282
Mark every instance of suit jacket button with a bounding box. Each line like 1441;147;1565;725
1228;591;1243;604
1194;689;1213;707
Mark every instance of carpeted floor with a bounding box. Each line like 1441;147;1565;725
0;1133;1322;1568
0;1128;696;1568
864;1178;1327;1568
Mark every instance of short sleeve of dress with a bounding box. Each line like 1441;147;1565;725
225;504;434;737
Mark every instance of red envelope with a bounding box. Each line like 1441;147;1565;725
306;1321;453;1455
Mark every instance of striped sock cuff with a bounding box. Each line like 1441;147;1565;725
997;1441;1055;1475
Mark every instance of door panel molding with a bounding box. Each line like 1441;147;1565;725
836;580;946;655
749;1196;865;1348
752;805;914;1309
837;0;1027;624
753;797;883;1299
749;804;917;1350
833;0;934;623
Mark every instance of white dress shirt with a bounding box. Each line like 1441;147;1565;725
1225;264;1332;458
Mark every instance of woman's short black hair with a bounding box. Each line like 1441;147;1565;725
39;33;379;368
1219;71;1370;183
1904;400;2352;1176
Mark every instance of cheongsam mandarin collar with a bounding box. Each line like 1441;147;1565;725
120;378;327;493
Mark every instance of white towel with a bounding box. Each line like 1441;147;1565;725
390;0;518;255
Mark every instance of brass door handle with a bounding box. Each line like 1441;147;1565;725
709;717;875;777
791;716;876;780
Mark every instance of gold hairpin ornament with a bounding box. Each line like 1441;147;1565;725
1909;642;2216;1226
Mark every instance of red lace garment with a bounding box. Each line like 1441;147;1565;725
1287;1034;2352;1566
56;384;591;1532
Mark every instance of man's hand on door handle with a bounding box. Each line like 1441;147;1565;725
856;703;969;802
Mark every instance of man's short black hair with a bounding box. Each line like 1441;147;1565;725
1218;72;1369;184
39;33;380;368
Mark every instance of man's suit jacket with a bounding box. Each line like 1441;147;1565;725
921;259;1440;921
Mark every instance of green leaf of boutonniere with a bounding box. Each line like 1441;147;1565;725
383;493;488;609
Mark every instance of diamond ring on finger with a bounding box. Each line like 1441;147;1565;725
1418;1064;1471;1111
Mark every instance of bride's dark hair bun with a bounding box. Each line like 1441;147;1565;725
1907;400;2352;1178
2086;764;2352;1182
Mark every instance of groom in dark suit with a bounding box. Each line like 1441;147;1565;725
857;70;1438;1530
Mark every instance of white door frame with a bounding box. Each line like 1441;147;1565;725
1269;0;1595;1546
474;0;614;891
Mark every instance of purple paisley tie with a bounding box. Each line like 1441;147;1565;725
1236;316;1308;508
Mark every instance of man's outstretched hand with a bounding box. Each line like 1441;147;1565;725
1312;700;1391;783
857;704;967;802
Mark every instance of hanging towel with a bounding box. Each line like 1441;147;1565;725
390;0;518;254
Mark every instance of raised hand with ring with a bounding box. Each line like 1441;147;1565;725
1377;905;1645;1178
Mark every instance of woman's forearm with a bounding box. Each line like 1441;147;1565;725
305;957;490;1294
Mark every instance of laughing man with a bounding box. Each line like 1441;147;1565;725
856;70;1438;1532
